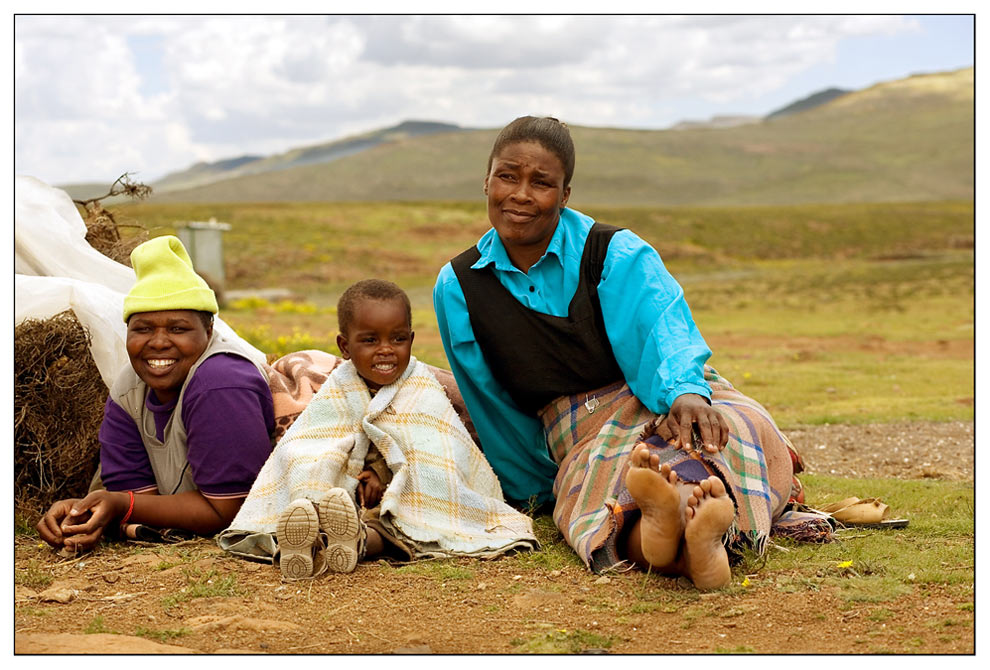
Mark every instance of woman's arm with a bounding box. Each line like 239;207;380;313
56;490;243;552
434;264;558;505
598;230;727;450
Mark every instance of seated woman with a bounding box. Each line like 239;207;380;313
434;116;826;590
36;236;276;552
35;236;480;554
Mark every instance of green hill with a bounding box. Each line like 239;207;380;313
142;67;973;207
152;120;466;193
765;87;851;119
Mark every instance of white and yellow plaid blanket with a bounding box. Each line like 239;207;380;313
218;357;537;561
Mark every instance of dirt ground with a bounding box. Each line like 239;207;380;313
13;420;974;655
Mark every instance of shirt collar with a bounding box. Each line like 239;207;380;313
471;210;569;272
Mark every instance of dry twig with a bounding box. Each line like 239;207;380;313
71;173;151;265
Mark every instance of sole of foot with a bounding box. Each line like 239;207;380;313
316;488;363;573
276;498;320;581
683;476;734;590
626;445;684;568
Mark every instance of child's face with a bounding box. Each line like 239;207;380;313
336;297;414;391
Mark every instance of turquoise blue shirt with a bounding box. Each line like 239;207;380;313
433;207;712;503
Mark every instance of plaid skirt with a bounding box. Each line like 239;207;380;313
540;366;827;574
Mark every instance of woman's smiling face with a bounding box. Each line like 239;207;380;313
126;310;212;404
485;141;571;271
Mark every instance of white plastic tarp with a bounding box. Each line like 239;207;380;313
14;175;265;387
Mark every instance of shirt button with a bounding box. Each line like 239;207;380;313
529;286;535;292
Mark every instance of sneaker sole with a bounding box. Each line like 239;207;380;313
276;499;319;580
317;488;361;573
325;543;358;573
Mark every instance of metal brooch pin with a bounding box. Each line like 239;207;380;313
584;394;600;414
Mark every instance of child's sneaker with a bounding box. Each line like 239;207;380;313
316;488;367;573
276;498;324;580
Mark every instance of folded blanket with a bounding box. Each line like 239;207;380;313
218;356;537;560
265;350;343;444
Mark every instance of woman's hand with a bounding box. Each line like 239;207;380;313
356;469;384;508
663;393;729;453
36;498;81;548
57;490;131;553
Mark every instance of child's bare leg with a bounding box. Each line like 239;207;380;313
624;444;684;568
681;477;734;590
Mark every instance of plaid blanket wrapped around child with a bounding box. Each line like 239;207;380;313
218;356;538;561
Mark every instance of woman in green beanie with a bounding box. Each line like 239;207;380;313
36;236;277;552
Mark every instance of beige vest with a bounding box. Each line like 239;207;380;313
108;331;270;495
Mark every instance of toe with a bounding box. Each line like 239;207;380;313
631;444;651;468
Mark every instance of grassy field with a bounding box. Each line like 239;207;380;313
14;197;974;653
14;472;974;653
115;198;973;429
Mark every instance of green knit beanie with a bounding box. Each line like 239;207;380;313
123;235;218;322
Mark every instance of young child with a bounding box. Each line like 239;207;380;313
218;279;537;579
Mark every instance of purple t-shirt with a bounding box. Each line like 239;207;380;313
99;353;275;499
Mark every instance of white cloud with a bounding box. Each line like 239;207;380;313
13;14;935;185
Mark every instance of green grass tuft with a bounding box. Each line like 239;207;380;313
15;514;36;536
512;514;584;572
395;561;475;582
161;569;239;610
716;645;757;654
15;559;54;589
510;628;614;653
84;616;115;635
133;626;192;643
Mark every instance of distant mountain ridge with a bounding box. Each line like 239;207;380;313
766;87;851;119
150;120;465;193
58;67;973;207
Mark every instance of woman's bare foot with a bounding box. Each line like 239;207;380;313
625;444;684;568
682;476;734;590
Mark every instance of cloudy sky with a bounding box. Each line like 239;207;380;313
13;13;975;186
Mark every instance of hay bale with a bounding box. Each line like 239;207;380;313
75;173;152;265
82;205;148;266
14;311;108;521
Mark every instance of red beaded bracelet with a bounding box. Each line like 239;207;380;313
119;490;135;527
